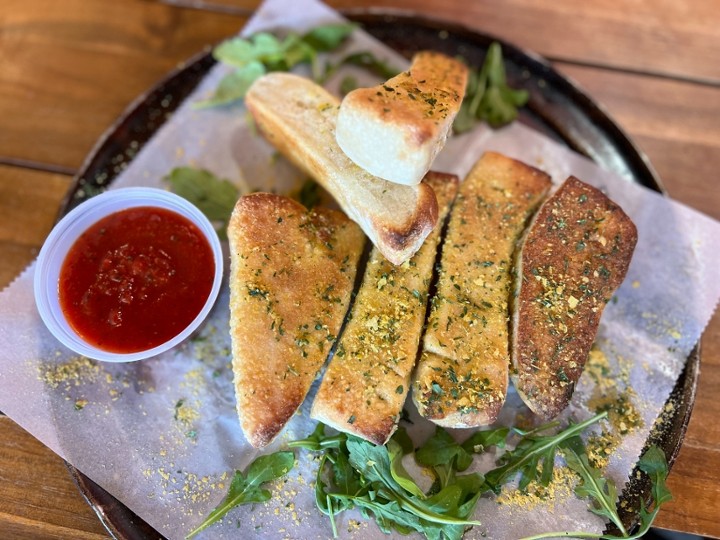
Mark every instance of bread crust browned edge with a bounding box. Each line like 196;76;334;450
245;78;439;266
377;180;439;256
414;153;552;428
228;192;362;448
309;171;457;445
510;176;638;419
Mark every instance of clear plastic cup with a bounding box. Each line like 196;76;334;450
34;187;224;362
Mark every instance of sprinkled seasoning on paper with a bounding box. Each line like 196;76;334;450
497;465;578;512
0;0;717;539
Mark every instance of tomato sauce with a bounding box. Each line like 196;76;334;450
59;206;215;353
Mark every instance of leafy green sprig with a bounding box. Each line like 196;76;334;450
484;412;608;493
292;423;483;540
164;167;239;239
189;415;672;540
197;23;357;107
453;42;529;133
185;451;294;539
200;23;527;134
517;443;673;540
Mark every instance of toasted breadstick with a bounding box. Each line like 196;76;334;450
413;152;551;427
228;193;365;448
245;73;439;266
512;176;637;419
336;51;468;186
311;172;459;444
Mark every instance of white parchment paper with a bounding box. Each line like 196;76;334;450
1;0;719;539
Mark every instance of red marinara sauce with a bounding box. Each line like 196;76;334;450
59;206;215;353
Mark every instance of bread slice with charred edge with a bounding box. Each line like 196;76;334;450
311;172;459;445
228;193;365;448
336;51;468;186
245;72;438;266
413;152;551;428
512;176;637;419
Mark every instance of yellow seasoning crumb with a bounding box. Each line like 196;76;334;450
74;398;88;410
497;465;577;511
39;356;100;389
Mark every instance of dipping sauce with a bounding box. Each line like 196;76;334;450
59;206;215;353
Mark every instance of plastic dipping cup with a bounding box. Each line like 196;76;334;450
34;187;224;362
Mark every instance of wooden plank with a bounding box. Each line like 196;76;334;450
655;308;720;536
183;0;720;83
0;165;72;288
0;416;110;539
0;0;248;171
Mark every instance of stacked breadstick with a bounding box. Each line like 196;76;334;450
227;52;637;447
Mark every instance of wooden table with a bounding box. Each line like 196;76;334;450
1;1;718;538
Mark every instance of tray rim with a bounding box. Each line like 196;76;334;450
60;9;700;540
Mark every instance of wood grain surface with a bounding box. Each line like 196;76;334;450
0;0;718;538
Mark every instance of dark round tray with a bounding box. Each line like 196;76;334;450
63;11;699;540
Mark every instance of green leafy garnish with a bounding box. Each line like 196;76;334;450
185;451;294;539
563;436;628;536
517;443;672;540
484;412;607;493
453;42;529;133
294;424;482;540
199;416;670;540
196;24;356;108
196;61;266;108
164;166;239;239
339;74;358;95
319;50;400;84
296;178;321;209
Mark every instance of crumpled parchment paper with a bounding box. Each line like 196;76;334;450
1;0;719;539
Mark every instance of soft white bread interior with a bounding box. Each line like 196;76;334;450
336;51;468;186
310;172;458;445
245;72;439;266
413;152;551;428
228;193;365;448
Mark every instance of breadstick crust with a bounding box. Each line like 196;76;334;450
512;176;637;419
228;193;365;448
311;172;459;445
336;51;468;186
245;72;439;265
414;152;551;427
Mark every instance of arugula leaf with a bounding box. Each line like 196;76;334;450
515;444;672;540
302;23;357;52
185;451;294;538
461;426;510;454
195;61;266;108
346;437;479;532
213;33;284;67
387;431;425;499
484;412;607;493
296;178;321;209
287;422;346;451
563;436;628;536
339;74;358;95
416;427;474;473
453;42;529;133
630;445;673;539
201;24;355;107
638;445;672;508
164;166;239;239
